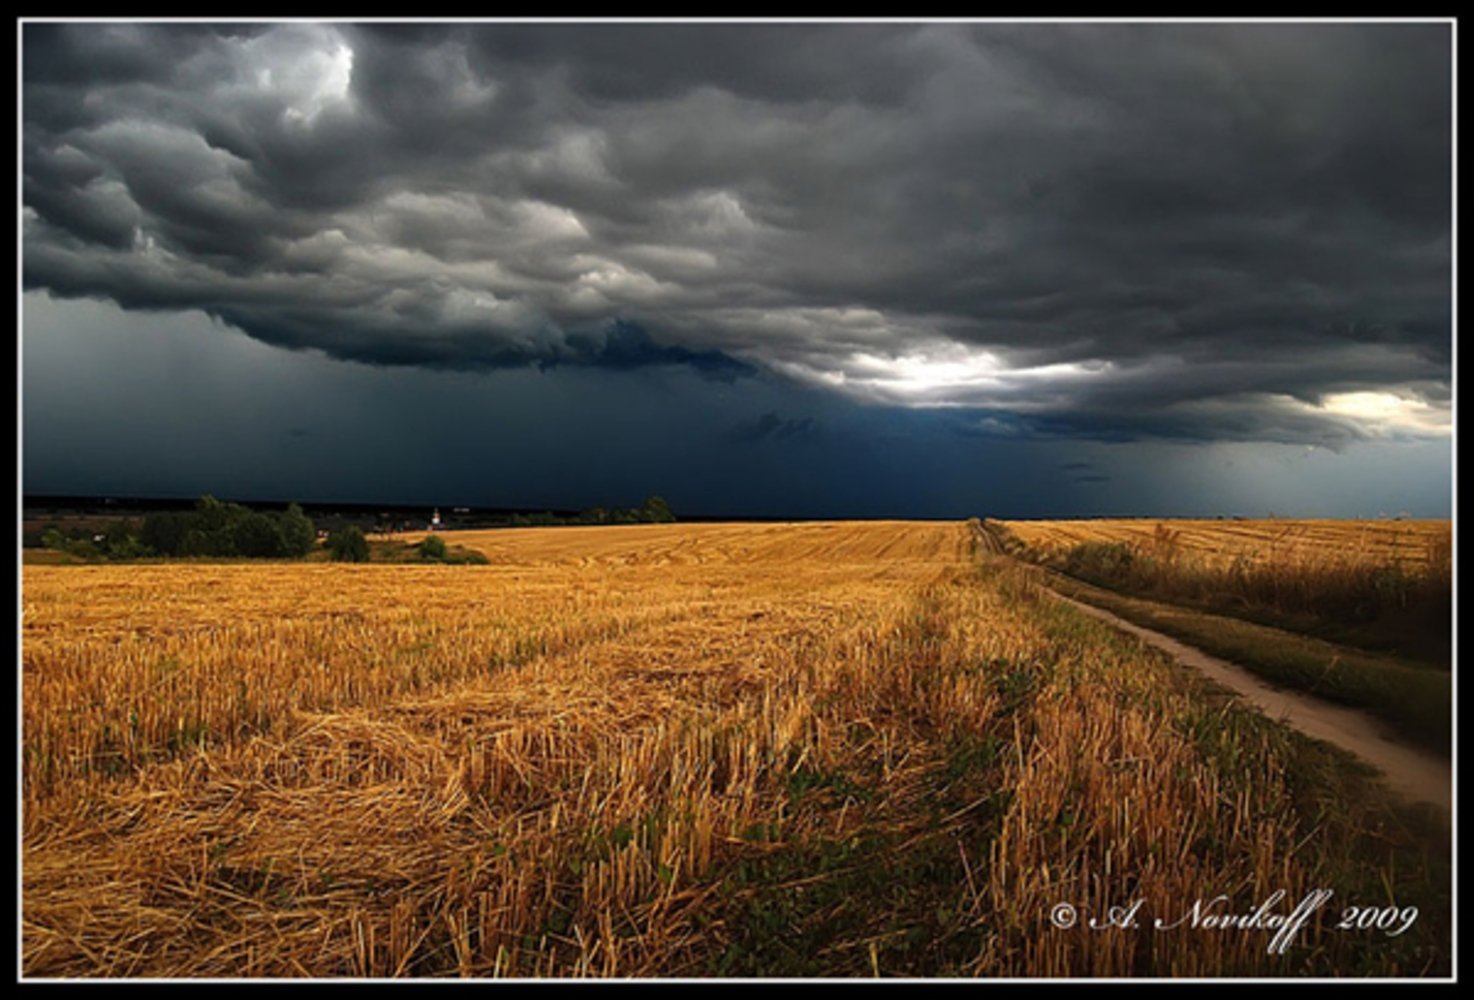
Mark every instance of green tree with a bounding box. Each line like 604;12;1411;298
278;502;318;557
327;525;369;563
101;521;150;559
140;511;191;556
194;495;232;533
179;528;218;557
641;495;675;523
233;512;288;558
183;495;250;556
418;534;448;561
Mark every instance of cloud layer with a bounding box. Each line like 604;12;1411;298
22;22;1452;446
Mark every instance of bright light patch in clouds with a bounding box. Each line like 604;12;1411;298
1313;390;1451;437
772;342;1111;407
242;27;355;125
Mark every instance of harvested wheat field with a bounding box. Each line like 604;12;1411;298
21;522;1449;977
999;518;1451;570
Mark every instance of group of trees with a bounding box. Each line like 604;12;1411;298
322;528;484;565
33;497;320;561
139;496;318;559
517;496;677;528
38;522;150;561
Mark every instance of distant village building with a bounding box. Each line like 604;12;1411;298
430;507;442;530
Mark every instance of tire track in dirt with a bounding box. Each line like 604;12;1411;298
969;518;1005;555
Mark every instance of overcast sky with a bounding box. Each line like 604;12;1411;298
20;21;1453;517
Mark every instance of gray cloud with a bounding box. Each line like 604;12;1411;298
730;411;818;444
21;21;1451;445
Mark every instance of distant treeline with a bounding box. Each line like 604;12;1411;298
502;496;676;528
372;496;678;531
28;494;681;563
34;496;318;560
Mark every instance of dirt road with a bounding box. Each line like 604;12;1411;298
1053;592;1452;813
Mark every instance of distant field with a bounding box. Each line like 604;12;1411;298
987;517;1453;748
999;518;1451;569
393;520;970;567
22;522;1448;977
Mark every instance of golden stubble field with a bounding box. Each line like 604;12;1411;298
20;521;1449;977
998;518;1451;569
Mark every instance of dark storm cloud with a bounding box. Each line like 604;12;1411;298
561;322;753;381
23;292;1453;518
729;411;818;444
22;21;1451;444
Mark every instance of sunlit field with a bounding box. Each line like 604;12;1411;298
998;518;1451;570
994;518;1452;662
21;522;1448;977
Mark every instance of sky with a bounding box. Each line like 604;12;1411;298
20;21;1454;518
